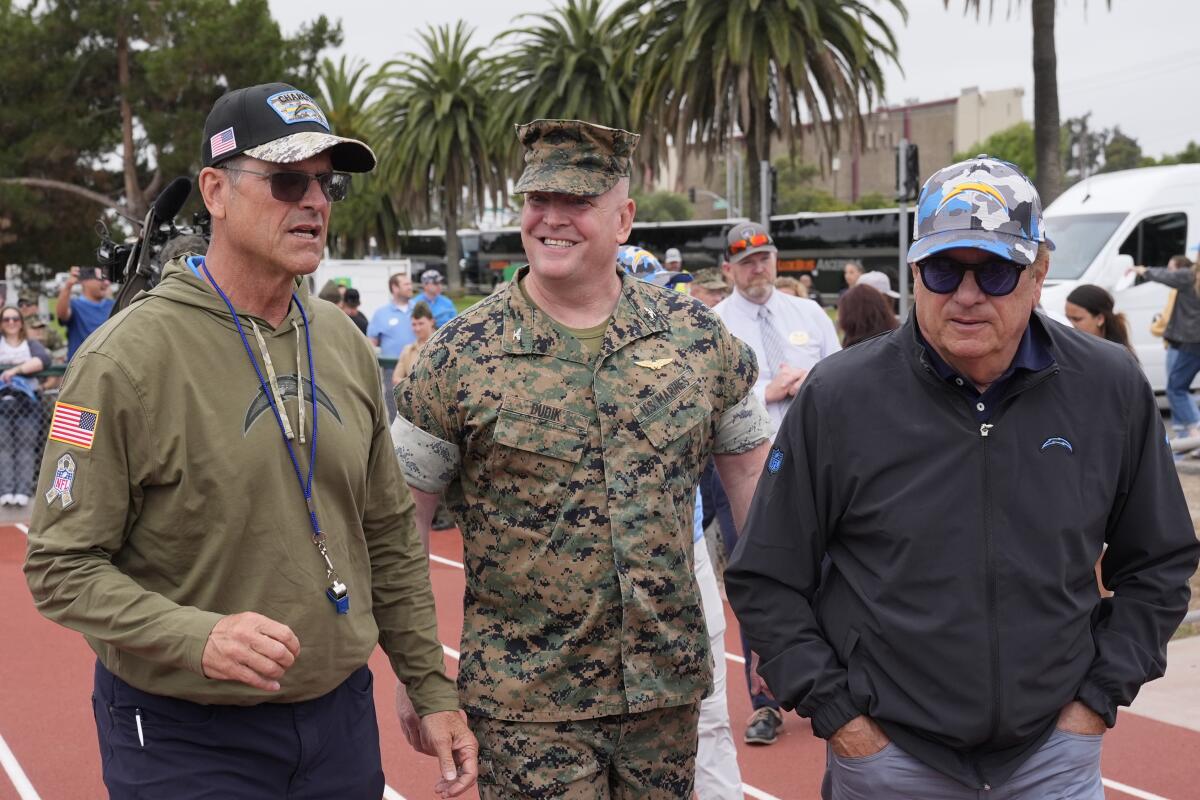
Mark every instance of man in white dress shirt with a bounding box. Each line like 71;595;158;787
714;222;841;431
712;221;840;745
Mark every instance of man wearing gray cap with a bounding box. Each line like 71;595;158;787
712;219;840;746
416;269;458;327
726;155;1200;798
25;82;476;798
391;119;773;798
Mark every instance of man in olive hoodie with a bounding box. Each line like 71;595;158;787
24;83;476;799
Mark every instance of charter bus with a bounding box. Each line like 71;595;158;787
399;208;916;299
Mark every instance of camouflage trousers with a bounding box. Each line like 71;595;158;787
470;702;701;799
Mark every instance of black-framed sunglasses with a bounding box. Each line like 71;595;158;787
916;255;1028;297
219;166;351;203
1;315;23;323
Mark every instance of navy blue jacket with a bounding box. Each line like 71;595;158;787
726;312;1200;790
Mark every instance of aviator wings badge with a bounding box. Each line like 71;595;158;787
635;357;674;370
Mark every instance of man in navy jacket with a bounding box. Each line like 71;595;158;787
726;155;1200;799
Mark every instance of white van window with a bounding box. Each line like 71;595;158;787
1043;213;1127;280
1118;212;1189;268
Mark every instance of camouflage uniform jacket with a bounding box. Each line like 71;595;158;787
393;266;770;721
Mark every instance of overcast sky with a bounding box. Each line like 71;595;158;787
270;0;1199;159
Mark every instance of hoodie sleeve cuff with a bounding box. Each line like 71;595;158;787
810;688;862;739
1076;679;1118;728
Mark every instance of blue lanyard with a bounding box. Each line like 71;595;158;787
200;263;348;613
201;262;319;531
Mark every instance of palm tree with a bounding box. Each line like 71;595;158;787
375;23;505;289
946;0;1111;204
313;56;399;258
629;0;905;220
493;0;639;153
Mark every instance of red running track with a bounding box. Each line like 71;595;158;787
1;524;1197;799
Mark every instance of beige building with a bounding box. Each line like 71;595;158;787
664;86;1024;212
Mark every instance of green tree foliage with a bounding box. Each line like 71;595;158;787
629;0;905;218
630;190;694;222
313;56;400;258
1159;141;1200;165
375;23;505;289
954;121;1036;177
0;0;339;270
494;0;637;161
1099;127;1146;173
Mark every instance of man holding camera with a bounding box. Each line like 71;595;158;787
25;82;475;799
55;265;113;361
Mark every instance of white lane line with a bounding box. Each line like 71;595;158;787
15;524;28;535
1102;778;1172;800
442;644;461;660
742;783;784;800
429;551;747;664
0;730;42;800
382;785;407;800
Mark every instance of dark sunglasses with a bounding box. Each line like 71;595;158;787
916;255;1028;297
1;316;23;323
220;166;351;203
728;232;772;256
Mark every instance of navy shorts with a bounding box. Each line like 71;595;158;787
92;660;384;799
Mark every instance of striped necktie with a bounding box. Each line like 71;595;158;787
757;304;789;379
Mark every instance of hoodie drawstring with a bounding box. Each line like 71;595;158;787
293;320;305;444
249;319;296;441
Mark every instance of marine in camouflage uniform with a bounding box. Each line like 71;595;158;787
391;119;773;799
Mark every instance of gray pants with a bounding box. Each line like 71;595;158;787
826;729;1104;800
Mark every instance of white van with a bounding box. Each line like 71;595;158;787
1038;164;1200;396
309;258;413;321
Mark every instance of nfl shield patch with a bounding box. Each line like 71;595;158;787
767;447;785;474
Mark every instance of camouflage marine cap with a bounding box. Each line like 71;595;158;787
514;119;640;196
907;154;1054;267
690;268;728;291
202;82;376;173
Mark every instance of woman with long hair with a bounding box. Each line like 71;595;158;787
1064;284;1136;358
1135;256;1200;437
0;305;50;506
837;284;898;347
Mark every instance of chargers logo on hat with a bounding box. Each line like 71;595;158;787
1040;436;1073;453
266;90;330;130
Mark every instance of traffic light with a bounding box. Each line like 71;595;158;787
770;166;779;215
687;187;696;204
895;143;920;202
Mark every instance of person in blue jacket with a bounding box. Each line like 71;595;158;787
415;269;457;328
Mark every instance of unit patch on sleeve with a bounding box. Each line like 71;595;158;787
767;446;785;474
44;453;78;510
48;402;100;449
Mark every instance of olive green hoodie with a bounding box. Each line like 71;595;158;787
25;258;457;713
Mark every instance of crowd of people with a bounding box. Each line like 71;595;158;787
12;80;1200;800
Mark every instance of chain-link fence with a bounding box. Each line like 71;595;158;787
0;386;57;507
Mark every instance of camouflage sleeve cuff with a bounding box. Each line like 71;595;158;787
390;414;460;493
713;393;772;454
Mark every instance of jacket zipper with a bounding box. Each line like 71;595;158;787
979;422;998;790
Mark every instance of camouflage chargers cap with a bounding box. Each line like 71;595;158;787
202;82;376;173
514;119;640;196
907;154;1053;266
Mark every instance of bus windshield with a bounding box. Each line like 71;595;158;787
1042;213;1127;280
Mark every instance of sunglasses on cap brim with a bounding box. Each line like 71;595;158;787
728;233;772;256
219;165;351;203
916;255;1028;297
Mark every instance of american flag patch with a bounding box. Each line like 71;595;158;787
210;126;237;158
48;402;100;450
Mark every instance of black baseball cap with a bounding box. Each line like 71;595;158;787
201;82;376;172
